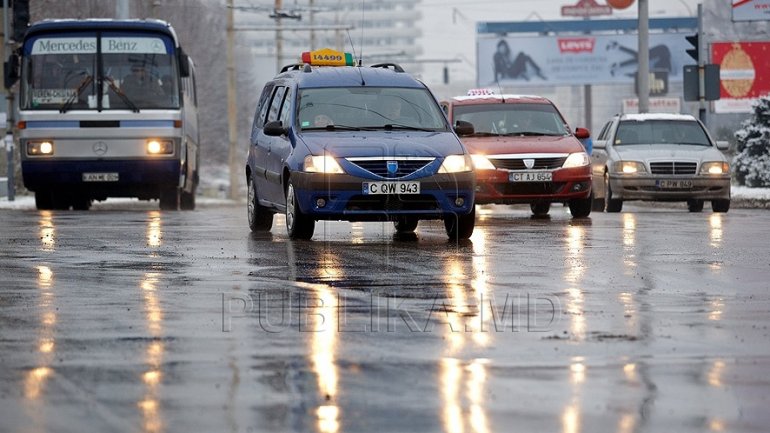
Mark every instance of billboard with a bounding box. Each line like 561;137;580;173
712;41;770;113
477;33;691;87
732;0;770;22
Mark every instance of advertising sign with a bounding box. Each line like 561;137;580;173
732;0;770;22
477;33;690;87
712;41;770;113
561;0;612;17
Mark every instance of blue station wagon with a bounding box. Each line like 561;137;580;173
245;49;476;240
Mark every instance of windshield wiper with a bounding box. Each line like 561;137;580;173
503;131;564;137
103;76;139;113
382;124;434;132
303;124;368;131
59;74;94;113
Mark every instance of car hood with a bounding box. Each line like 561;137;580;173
459;134;585;155
612;144;727;162
298;130;466;158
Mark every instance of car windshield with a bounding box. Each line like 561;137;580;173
453;102;569;136
614;120;711;146
297;87;448;131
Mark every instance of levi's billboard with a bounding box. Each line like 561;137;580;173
477;32;690;87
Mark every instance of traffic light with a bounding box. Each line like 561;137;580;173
12;0;30;42
685;33;699;63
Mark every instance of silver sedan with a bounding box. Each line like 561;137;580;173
591;113;731;213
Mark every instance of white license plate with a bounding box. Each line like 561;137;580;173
82;172;119;182
362;181;420;195
657;179;693;189
509;171;553;182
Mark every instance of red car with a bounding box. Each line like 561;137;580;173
442;93;593;218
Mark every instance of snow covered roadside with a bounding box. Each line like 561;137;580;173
0;196;242;211
2;187;770;211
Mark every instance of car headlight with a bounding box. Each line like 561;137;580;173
471;154;496;170
303;155;345;174
614;161;646;174
700;161;729;175
146;139;174;155
27;140;54;156
439;154;474;173
562;152;590;168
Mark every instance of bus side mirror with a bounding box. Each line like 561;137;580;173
4;54;19;89
178;50;190;77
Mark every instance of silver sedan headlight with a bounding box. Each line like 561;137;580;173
700;161;729;175
613;161;647;174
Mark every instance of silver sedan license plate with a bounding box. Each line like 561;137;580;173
509;171;552;182
362;181;420;195
82;172;119;182
657;179;693;189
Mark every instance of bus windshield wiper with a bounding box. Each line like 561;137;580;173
59;74;94;113
103;76;140;113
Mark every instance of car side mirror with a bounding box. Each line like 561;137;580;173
593;140;606;150
716;140;730;151
264;120;286;137
574;127;590;140
454;120;474;136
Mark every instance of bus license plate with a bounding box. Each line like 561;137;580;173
657;179;693;189
362;181;420;195
509;171;552;182
83;172;119;182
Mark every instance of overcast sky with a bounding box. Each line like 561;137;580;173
416;0;701;84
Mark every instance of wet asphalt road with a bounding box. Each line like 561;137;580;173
1;202;770;433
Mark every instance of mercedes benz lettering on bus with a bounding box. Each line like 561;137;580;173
11;19;199;210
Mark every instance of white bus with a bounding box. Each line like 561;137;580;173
8;19;199;210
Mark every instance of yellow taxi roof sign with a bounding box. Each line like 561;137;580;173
301;48;355;66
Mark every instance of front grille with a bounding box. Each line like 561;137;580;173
649;161;697;175
489;157;567;170
347;158;434;178
345;194;439;211
494;182;565;195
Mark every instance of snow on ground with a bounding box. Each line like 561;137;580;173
2;186;770;210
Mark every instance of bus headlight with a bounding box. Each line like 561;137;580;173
146;139;174;155
27;141;55;156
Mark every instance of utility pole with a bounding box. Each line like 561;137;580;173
309;0;315;50
696;3;706;125
275;0;283;73
637;0;649;113
3;0;15;201
227;0;239;200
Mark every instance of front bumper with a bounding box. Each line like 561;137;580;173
21;159;181;199
291;171;475;221
610;175;731;201
474;166;592;205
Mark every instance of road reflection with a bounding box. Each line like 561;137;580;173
146;211;163;248
24;264;58;432
310;248;341;433
39;211;55;252
622;213;637;274
139;271;164;432
564;224;587;340
562;356;586;433
439;226;491;433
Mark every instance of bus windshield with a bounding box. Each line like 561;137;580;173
21;32;180;111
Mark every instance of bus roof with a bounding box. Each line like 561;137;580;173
24;19;180;46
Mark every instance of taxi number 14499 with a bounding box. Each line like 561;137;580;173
363;181;420;195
